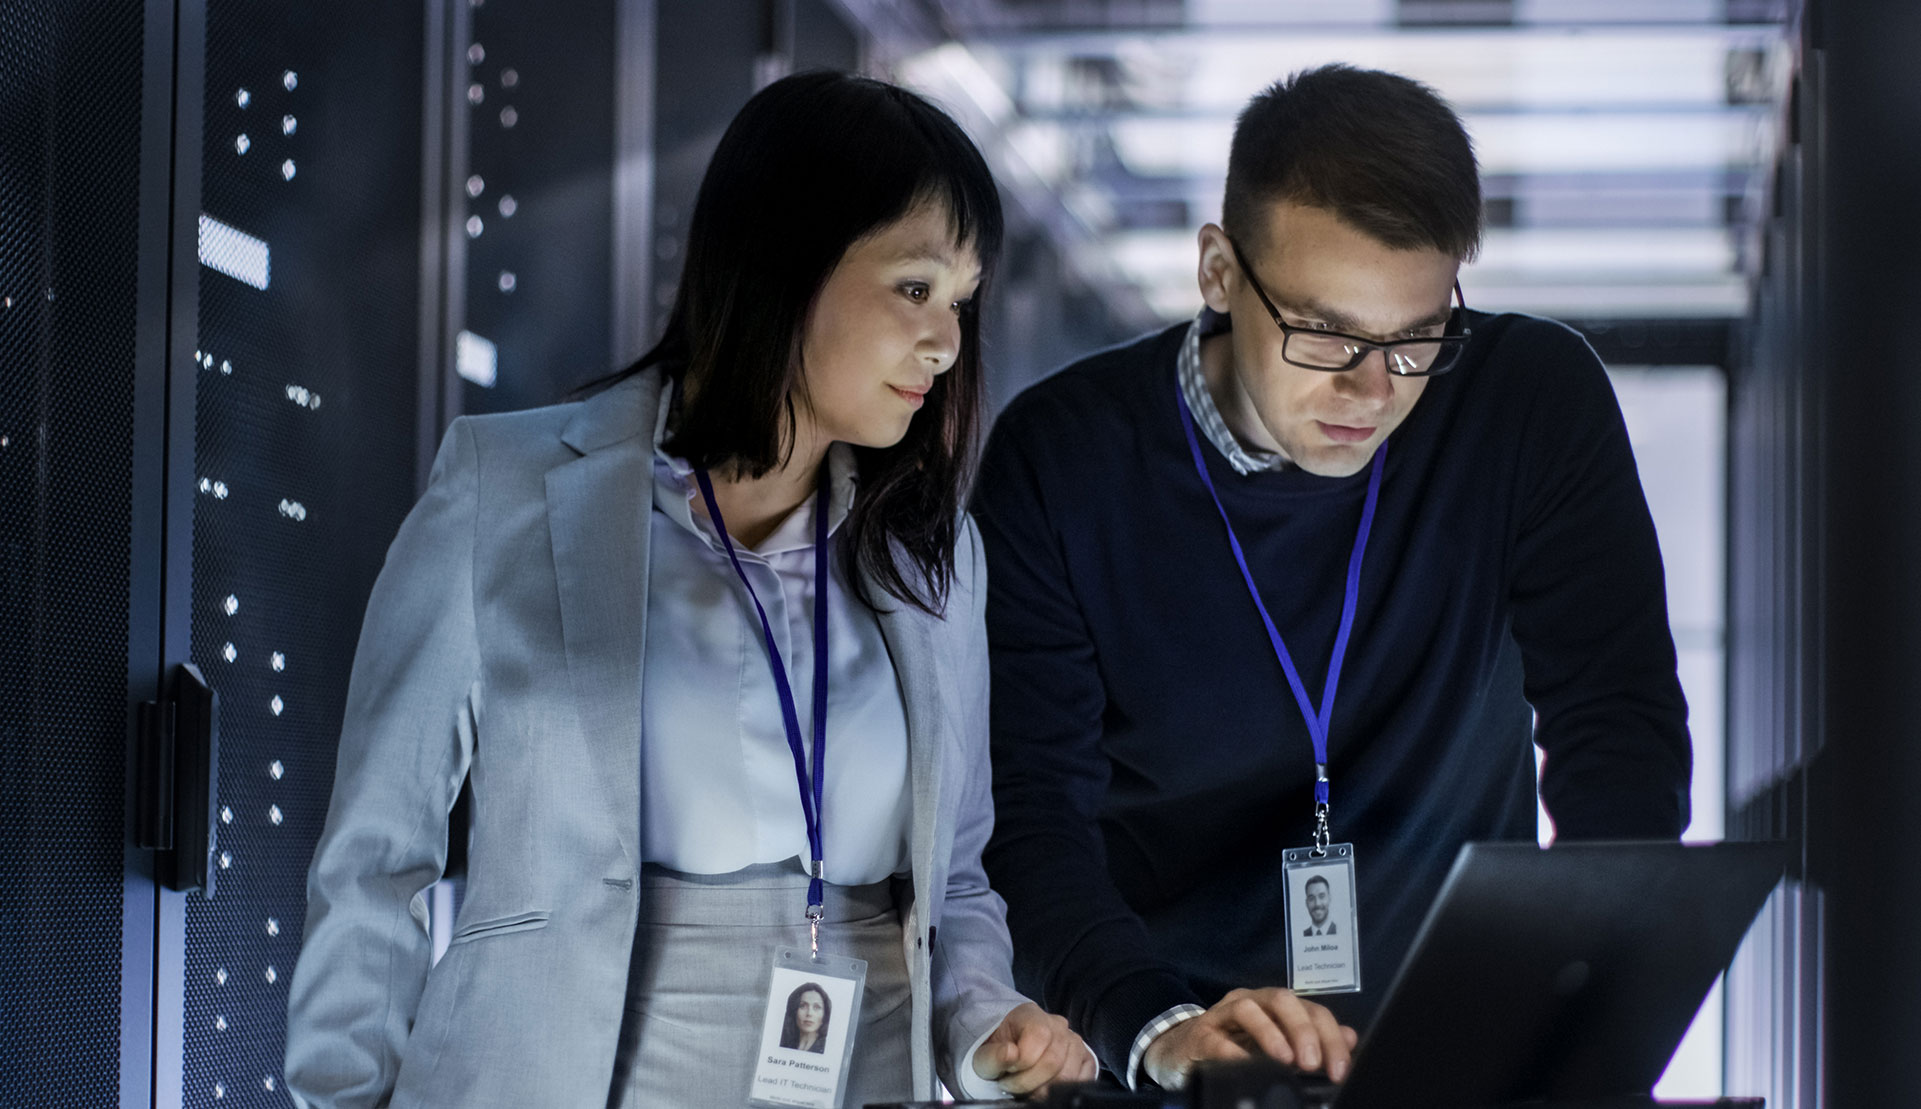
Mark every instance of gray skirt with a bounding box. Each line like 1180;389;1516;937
610;862;914;1108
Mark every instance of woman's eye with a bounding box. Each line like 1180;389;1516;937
901;283;930;302
950;297;973;314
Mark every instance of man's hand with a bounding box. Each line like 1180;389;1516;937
1141;988;1357;1091
972;1002;1098;1097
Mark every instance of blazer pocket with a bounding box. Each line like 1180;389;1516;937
448;908;552;946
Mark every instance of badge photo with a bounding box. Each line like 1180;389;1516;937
1283;844;1361;994
748;947;868;1109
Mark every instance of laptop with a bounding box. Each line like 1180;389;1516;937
1308;839;1787;1109
868;840;1785;1109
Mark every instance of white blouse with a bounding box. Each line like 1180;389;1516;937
639;384;912;883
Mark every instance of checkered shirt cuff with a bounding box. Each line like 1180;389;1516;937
1125;1003;1206;1090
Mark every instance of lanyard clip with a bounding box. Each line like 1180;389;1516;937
807;860;825;959
1312;765;1331;856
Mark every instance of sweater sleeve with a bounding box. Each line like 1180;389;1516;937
1505;326;1692;839
973;398;1203;1076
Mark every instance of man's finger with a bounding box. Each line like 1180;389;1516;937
1258;990;1323;1074
1308;1002;1350;1081
1221;995;1294;1066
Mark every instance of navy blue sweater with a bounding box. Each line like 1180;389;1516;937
974;312;1691;1076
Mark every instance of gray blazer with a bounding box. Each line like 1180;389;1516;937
285;369;1029;1108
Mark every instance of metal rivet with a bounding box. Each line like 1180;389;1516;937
466;216;483;238
266;917;280;937
215;967;228;985
497;194;516;218
201;352;213;368
468;43;485;64
269;805;284;826
222;643;236;663
213;481;229;499
214;1082;225;1099
220;806;233;825
224;595;239;616
264;1077;276;1092
498;271;516;293
283;70;298;91
235;134;250;154
270;760;285;780
271;652;285;672
199;478;211;493
270;695;284;716
466;174;485;198
219;359;232;375
235;89;250;108
501;68;518;89
265;965;278;984
282;114;297;135
218;851;232;869
468;83;485;105
499;106;517;128
215;1014;227;1031
281;159;296;181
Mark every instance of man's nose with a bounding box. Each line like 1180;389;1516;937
1336;349;1397;402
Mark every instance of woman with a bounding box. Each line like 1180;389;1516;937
779;984;832;1054
285;71;1094;1108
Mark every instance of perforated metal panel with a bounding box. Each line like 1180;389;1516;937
457;0;618;415
0;1;145;1104
179;2;425;1104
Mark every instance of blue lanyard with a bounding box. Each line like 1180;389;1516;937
1174;382;1385;841
692;464;831;920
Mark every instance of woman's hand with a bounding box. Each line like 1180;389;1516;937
971;1002;1098;1097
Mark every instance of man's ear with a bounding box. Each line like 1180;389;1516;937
1196;223;1237;315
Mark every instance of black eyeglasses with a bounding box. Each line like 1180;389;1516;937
1229;239;1472;378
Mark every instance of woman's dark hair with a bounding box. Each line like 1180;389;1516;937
597;70;1002;615
1223;64;1481;261
778;982;832;1052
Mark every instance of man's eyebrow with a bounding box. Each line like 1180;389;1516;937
1280;295;1452;337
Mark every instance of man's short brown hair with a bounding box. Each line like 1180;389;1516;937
1223;64;1482;261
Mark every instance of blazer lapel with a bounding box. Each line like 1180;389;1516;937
545;372;660;871
874;592;948;912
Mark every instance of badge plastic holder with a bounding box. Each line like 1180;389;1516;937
748;946;869;1109
1282;843;1362;995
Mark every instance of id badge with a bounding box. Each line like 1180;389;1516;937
1282;843;1361;995
748;946;868;1109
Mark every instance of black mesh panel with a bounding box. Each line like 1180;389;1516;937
0;1;144;1104
458;0;617;415
180;3;424;1104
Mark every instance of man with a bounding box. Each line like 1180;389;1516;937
1302;877;1334;937
974;64;1691;1092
